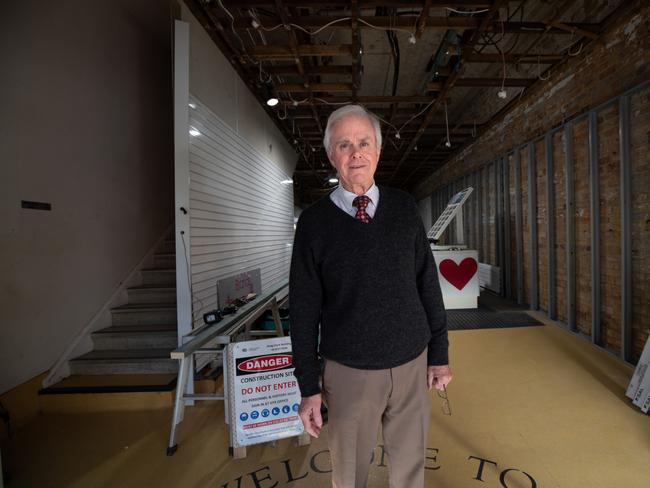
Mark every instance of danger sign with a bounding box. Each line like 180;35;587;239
226;337;303;447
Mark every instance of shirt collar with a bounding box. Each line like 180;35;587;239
337;183;379;209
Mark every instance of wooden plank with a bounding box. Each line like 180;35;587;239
277;83;354;92
251;44;353;59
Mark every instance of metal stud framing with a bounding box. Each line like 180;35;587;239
495;159;503;292
527;142;539;310
619;95;632;362
514;150;524;305
476;168;485;262
503;155;512;299
421;80;647;366
545;133;557;319
588;110;601;346
564;122;577;331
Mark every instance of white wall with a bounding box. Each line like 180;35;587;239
180;3;297;178
187;96;295;329
0;0;174;393
418;196;433;229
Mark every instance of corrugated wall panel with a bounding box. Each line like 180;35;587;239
187;96;294;328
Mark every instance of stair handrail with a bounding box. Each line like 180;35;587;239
42;224;174;388
170;282;289;360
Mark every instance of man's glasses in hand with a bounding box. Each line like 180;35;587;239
437;385;452;416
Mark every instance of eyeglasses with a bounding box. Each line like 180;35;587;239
437;385;452;416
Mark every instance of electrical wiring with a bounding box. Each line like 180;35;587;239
258;62;272;83
444;101;451;147
216;0;248;53
445;7;491;15
277;102;288;120
254;15;417;39
537;55;551;80
499;19;507;95
568;42;583;56
388;98;437;140
313;97;349;106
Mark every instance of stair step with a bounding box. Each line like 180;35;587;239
127;285;176;304
69;349;178;375
99;323;177;333
92;326;177;350
111;303;177;326
159;240;175;254
141;268;176;286
153;252;175;269
39;374;178;394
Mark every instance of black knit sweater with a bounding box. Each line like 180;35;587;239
289;186;448;397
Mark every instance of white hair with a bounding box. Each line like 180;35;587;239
323;104;382;155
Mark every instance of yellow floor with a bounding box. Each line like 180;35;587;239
4;318;650;488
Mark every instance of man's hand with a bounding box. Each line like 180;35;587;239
427;365;452;391
298;393;323;438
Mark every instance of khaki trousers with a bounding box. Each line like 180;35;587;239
322;349;430;488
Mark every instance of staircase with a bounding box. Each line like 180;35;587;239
67;238;179;377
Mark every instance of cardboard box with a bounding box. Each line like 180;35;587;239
627;335;650;401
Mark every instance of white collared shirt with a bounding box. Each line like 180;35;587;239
329;183;379;218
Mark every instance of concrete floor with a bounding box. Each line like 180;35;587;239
3;316;650;488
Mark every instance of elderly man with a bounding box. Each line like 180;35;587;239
289;104;451;488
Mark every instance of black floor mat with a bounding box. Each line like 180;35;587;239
447;309;542;330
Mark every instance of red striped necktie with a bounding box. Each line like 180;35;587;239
352;195;372;224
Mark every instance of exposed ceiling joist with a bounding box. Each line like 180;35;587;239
250;44;353;59
232;16;598;35
223;0;492;7
277;82;354;92
187;0;622;203
388;0;509;182
282;95;438;104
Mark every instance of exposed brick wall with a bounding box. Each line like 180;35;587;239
573;119;592;337
598;105;622;352
419;4;650;359
521;148;530;305
553;130;567;323
536;140;548;312
508;154;518;298
631;87;650;361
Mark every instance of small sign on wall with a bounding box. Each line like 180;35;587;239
432;250;480;309
217;269;262;308
225;337;304;448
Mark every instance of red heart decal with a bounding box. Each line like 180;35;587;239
439;258;478;290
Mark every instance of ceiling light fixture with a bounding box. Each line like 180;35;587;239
266;97;279;107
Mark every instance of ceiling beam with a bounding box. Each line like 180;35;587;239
464;52;565;63
251;44;353;60
267;65;354;76
350;0;361;101
224;1;491;7
427;78;536;90
282;95;437;105
546;20;599;40
234;16;598;35
277;83;354;92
